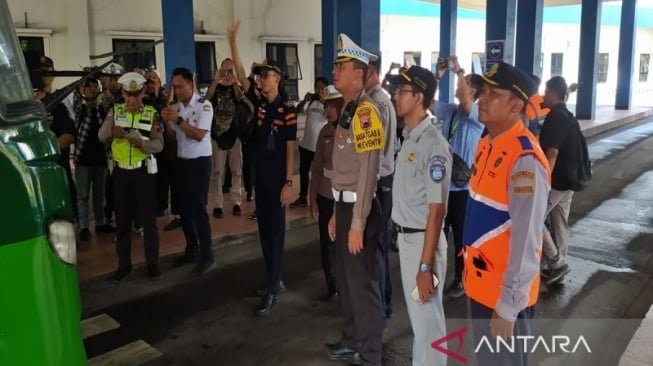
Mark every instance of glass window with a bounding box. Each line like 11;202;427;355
431;52;439;73
639;54;650;82
597;53;609;83
404;51;421;67
314;44;323;79
266;43;302;101
472;52;485;74
195;41;216;87
112;39;156;73
551;53;563;77
19;36;45;69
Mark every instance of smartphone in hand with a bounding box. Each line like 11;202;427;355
411;274;440;306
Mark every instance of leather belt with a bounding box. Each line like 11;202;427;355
393;222;425;234
115;161;144;170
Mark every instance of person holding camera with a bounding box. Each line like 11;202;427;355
434;55;485;298
206;58;245;219
290;77;328;209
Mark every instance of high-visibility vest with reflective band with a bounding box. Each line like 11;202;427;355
111;103;156;166
462;121;550;310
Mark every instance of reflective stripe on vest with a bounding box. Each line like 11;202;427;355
462;121;550;310
111;104;156;166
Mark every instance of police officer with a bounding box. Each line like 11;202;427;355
98;72;163;283
387;66;451;366
323;34;385;366
161;67;215;276
463;62;550;366
247;59;297;316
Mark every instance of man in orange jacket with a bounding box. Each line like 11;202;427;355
463;62;551;366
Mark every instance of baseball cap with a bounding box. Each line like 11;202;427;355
480;62;537;102
386;65;438;100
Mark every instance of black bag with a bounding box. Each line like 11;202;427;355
566;111;592;191
447;114;472;188
234;95;255;141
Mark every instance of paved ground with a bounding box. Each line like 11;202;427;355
81;117;653;366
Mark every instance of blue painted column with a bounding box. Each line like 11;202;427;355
515;0;543;78
439;0;457;103
485;0;516;70
336;0;381;53
576;0;601;120
615;0;637;110
322;0;337;82
161;0;196;83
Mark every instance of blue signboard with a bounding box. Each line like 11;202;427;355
486;39;504;70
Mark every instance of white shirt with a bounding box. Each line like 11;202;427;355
299;100;326;152
172;93;213;159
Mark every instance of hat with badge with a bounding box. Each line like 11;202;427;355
334;34;378;65
321;85;343;102
386;65;438;101
480;62;537;102
117;72;147;93
252;59;282;76
102;62;125;76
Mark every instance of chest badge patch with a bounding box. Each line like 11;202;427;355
408;153;416;162
352;102;385;154
429;155;448;183
358;107;371;130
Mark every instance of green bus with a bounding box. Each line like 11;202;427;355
0;0;87;364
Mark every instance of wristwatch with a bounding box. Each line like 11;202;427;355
419;262;432;273
285;179;293;187
456;68;465;76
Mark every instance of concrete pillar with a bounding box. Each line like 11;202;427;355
336;0;381;54
161;0;196;82
615;0;637;110
65;0;91;69
485;0;516;70
439;0;457;103
322;0;337;83
515;0;543;78
576;0;601;120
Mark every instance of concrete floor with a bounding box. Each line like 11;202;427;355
81;117;653;366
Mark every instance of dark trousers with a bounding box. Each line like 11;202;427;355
336;200;384;365
176;157;213;263
113;166;159;270
156;156;179;215
298;146;314;200
255;176;286;293
242;141;254;196
317;194;337;293
376;175;394;317
470;299;534;366
444;190;469;281
104;172;114;222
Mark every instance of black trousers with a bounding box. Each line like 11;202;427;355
113;166;159;270
376;175;394;317
470;299;534;366
317;194;337;292
176;156;213;263
156;156;179;215
444;190;469;281
255;174;286;293
298;146;314;200
242;141;254;196
104;171;114;222
336;199;384;365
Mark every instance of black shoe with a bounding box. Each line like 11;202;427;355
95;224;116;233
249;211;258;220
164;217;182;231
323;342;361;364
213;207;224;219
246;193;253;202
255;293;278;316
174;252;198;267
445;279;465;298
110;268;132;284
191;260;216;276
325;290;339;302
222;186;230;194
233;205;242;216
148;264;161;281
79;228;92;241
544;264;571;286
256;280;287;297
289;198;307;208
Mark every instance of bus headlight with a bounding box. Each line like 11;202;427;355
48;221;77;265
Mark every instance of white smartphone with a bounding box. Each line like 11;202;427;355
411;274;440;306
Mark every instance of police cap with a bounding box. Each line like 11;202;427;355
481;62;537;102
386;65;438;102
117;72;147;92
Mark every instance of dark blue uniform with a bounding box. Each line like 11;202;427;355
254;95;297;294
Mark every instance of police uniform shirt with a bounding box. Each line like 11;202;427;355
331;92;385;231
254;94;297;165
367;84;397;178
391;115;452;229
172;93;213;159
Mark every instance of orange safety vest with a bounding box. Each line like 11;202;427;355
525;94;550;123
462;121;550;310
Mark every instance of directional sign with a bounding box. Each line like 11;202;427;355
486;40;505;72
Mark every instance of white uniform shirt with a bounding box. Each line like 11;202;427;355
299;100;326;152
172;93;213;159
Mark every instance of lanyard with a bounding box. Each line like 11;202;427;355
447;112;459;145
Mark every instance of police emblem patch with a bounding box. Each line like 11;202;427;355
278;107;284;113
257;120;263;126
429;155;448;183
357;107;372;130
408;153;416;162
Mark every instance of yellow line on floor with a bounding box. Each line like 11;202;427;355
88;339;162;366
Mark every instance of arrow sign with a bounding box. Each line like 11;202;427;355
486;40;504;61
